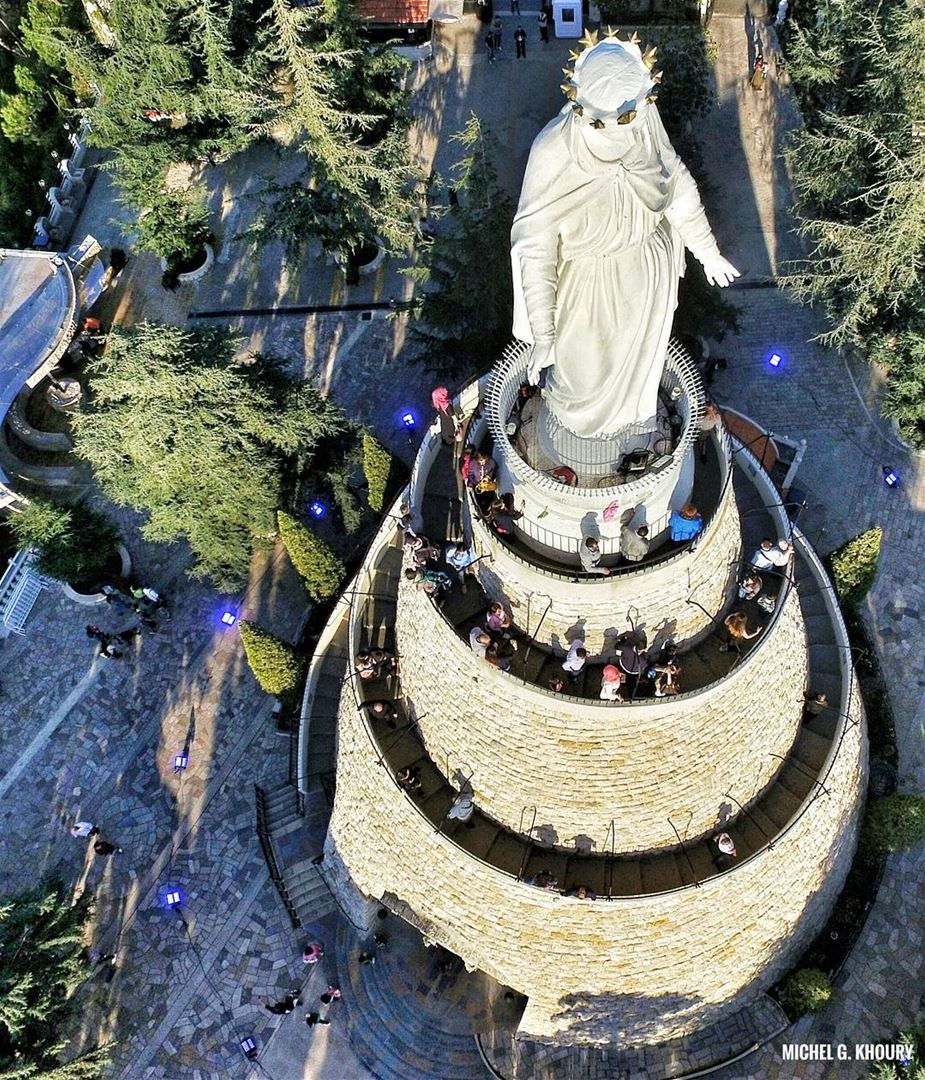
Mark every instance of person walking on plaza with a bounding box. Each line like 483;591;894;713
70;821;99;839
485;30;495;62
538;7;549;42
492;16;502;51
93;837;122;856
514;24;527;58
302;942;324;964
511;0;520;12
265;990;301;1014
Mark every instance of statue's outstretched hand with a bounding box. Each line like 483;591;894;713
701;255;740;288
527;339;556;385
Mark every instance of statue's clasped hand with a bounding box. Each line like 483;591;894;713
527;339;556;385
701;254;740;288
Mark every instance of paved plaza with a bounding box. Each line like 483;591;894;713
2;5;924;1079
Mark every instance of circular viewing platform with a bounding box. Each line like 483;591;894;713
480;340;711;559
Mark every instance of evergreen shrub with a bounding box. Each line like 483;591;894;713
861;794;925;855
362;434;392;513
827;527;882;605
239;620;305;697
277;510;345;601
779;968;832;1015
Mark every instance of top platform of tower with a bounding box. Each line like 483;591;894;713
475;338;718;561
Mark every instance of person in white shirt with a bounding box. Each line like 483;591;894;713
599;664;624;701
767;539;793;567
562;639;588;679
469;626;491;659
749;538;777;570
579;536;611;575
447;789;474;822
70;821;98;838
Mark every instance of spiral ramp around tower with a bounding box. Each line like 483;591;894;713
301;353;866;1079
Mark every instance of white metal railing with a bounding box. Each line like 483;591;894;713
0;550;47;635
484;338;705;503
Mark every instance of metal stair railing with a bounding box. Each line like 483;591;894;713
254;783;302;929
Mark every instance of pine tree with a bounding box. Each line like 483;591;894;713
246;0;420;264
784;0;925;440
0;883;107;1078
8;499;116;586
64;0;265;167
71;323;347;591
403;114;514;375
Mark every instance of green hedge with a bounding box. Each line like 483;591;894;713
277;510;345;602
239;620;305;697
779;968;832;1016
861;794;925;855
828;527;882;605
362;433;393;514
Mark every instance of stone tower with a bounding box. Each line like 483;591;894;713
312;336;866;1067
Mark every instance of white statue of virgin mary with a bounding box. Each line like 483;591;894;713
510;36;738;439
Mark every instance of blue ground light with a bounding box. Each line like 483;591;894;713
882;466;900;488
309;500;327;518
768;351;783;368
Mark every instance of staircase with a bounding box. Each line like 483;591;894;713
255;783;337;929
331;917;495;1080
281;854;338;926
302;605;349;799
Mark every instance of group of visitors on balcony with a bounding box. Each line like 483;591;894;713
555;629;683;702
579;508;651;576
469;601;520;672
523;868;598;900
355;649;398;682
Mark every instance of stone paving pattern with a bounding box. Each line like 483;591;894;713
1;3;922;1078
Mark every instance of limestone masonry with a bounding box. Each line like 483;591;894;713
321;363;866;1053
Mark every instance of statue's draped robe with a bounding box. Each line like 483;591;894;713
511;106;722;437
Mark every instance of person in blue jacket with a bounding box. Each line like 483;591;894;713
669;502;704;543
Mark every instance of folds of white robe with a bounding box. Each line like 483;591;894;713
511;106;722;438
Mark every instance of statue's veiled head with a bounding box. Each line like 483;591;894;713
563;37;658;153
578;43;651;123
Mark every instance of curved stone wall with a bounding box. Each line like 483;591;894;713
469;459;741;653
325;675;865;1047
394;554;807;850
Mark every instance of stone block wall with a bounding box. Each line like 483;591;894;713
325;674;866;1048
395;564;808;850
470;471;741;655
